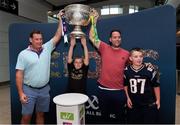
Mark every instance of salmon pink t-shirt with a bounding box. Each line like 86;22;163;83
98;42;129;90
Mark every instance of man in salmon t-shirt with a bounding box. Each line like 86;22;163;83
89;10;129;124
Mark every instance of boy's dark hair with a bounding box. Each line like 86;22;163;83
109;29;122;38
73;55;84;62
29;30;42;38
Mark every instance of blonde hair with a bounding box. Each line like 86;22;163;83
130;47;145;56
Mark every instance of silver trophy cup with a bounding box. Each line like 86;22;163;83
64;4;91;39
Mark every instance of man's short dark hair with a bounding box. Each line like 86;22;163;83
109;29;122;38
29;30;42;38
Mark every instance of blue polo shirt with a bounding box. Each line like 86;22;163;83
16;39;55;87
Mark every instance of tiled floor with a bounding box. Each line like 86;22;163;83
0;84;180;124
176;94;180;124
0;85;11;124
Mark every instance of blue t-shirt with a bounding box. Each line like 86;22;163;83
16;39;55;87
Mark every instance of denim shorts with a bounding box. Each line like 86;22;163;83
22;84;50;115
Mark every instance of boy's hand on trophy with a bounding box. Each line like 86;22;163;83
70;35;76;47
81;36;87;47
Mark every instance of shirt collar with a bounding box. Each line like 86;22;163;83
27;45;43;56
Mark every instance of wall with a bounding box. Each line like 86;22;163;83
0;0;52;83
17;0;51;23
89;0;154;19
0;11;35;82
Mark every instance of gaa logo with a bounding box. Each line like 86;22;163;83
86;95;99;110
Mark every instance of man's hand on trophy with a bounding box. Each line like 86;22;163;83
90;8;99;24
57;9;65;20
94;10;99;22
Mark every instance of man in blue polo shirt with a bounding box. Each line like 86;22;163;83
15;11;63;124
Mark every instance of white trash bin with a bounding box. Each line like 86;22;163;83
53;93;89;125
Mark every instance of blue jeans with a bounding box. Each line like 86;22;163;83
22;84;50;115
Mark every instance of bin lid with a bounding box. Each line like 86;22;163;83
53;93;89;106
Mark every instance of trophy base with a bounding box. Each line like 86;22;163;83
70;31;86;39
70;25;86;39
